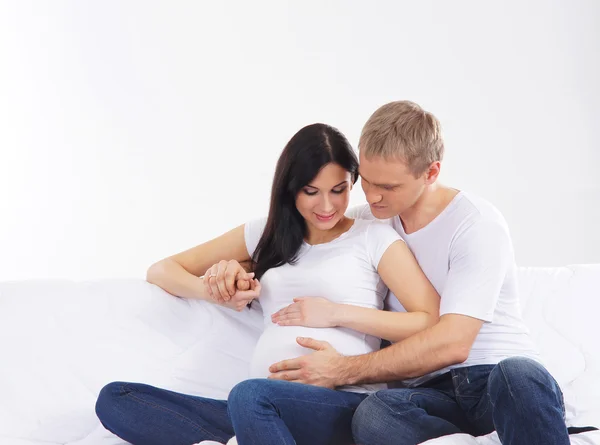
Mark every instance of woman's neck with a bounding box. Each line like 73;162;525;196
305;216;354;246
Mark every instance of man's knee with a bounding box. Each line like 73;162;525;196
489;357;561;404
352;391;412;444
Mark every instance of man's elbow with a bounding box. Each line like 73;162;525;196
425;311;440;328
446;341;471;365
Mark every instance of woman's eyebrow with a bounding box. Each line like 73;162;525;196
305;181;348;189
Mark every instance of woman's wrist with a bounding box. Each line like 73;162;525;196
330;303;352;327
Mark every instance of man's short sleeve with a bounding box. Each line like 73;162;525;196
440;220;512;322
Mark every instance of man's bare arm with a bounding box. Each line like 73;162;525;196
338;314;484;386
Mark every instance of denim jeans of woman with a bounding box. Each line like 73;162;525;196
95;378;367;445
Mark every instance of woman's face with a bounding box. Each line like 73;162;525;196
295;163;352;232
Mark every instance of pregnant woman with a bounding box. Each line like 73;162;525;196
95;123;440;445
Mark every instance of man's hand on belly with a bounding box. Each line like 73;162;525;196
267;337;344;389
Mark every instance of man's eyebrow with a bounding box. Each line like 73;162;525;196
359;173;400;188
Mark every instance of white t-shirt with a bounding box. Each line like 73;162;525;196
348;191;540;387
244;218;402;393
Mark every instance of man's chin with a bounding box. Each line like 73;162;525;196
370;205;395;219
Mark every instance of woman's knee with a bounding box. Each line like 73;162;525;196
228;378;270;408
95;381;134;424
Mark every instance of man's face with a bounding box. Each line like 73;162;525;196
358;152;427;219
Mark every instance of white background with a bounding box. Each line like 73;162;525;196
0;0;598;281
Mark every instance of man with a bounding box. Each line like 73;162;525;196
268;100;570;445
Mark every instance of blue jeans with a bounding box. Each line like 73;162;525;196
95;378;367;445
352;357;569;445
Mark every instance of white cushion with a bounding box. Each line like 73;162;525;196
0;265;598;444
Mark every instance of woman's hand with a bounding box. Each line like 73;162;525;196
203;259;254;300
271;297;340;328
203;260;260;311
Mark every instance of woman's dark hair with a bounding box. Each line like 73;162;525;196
252;123;358;280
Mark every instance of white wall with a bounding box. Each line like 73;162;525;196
1;0;598;281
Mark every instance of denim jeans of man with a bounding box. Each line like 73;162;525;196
95;378;367;445
352;357;569;445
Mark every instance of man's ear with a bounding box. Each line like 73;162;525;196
425;161;441;184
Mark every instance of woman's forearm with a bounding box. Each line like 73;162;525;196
146;258;210;300
333;305;438;343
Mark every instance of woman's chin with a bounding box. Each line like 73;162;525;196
312;217;341;231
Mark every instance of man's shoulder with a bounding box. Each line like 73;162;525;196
452;191;509;230
447;192;514;255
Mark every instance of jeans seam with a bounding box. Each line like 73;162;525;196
371;390;456;418
408;392;457;404
496;361;517;410
270;397;360;411
167;388;227;414
121;384;223;442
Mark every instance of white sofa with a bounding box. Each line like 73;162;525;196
1;264;599;445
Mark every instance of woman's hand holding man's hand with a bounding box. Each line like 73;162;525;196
203;260;261;311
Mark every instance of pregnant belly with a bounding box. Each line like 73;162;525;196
250;324;378;379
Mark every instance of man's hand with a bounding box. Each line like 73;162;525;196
271;297;339;328
214;278;261;312
268;337;345;389
204;259;255;301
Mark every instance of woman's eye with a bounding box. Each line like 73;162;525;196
332;188;347;194
303;190;318;196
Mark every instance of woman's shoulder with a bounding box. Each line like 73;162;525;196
352;217;398;234
349;218;403;247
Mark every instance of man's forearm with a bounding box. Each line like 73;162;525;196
337;318;466;386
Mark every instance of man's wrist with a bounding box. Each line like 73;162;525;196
335;355;361;387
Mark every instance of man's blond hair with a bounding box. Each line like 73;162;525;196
359;101;444;176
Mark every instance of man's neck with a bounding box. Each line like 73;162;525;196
399;184;459;235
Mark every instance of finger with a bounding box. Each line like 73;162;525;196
202;274;211;297
272;307;289;319
275;316;302;326
296;337;331;351
274;303;297;318
236;279;250;291
293;297;308;303
273;312;300;321
224;265;238;297
234;286;260;300
269;357;304;373
271;307;299;322
237;270;255;281
267;370;303;381
216;261;230;301
207;265;219;300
